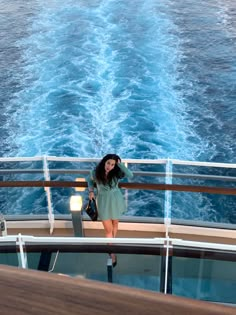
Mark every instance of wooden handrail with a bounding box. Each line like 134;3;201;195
0;181;235;195
0;265;235;315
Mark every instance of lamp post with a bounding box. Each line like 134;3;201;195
0;214;7;236
70;195;83;237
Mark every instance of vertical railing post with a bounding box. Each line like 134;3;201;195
164;238;172;294
16;233;28;269
43;155;55;235
124;161;129;208
164;159;173;238
160;238;172;294
161;159;173;294
107;257;113;283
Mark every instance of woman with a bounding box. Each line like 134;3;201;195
87;154;133;266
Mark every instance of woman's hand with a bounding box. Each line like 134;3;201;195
116;156;121;164
89;191;95;200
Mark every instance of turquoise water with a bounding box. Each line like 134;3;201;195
0;0;235;220
1;0;236;161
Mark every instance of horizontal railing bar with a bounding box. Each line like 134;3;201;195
172;239;236;251
47;157;101;163
46;157;169;164
131;172;236;182
20;236;166;245
0;169;44;174
0;169;90;174
0;181;235;195
0;156;236;169
170;173;236;182
2;235;235;252
1;156;236;167
0;157;43;162
170;159;236;168
123;183;236;195
1;169;236;182
45;157;236;168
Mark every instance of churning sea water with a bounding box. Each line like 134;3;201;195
0;0;235;221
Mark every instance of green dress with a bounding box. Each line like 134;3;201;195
87;163;133;220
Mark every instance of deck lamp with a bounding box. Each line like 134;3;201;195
70;195;83;237
0;215;7;236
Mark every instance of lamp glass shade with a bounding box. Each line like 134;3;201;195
70;195;83;212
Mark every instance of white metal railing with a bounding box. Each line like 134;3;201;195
0;156;235;234
164;159;172;238
1;234;236;250
172;238;236;251
170;159;236;168
0;234;235;304
1;234;236;277
16;233;28;269
18;235;167;245
43;156;54;235
0;155;236;166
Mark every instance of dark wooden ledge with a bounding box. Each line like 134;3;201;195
0;265;234;315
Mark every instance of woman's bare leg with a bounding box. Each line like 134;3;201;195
112;220;119;238
102;219;117;264
102;219;113;238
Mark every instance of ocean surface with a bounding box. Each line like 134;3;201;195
0;0;235;222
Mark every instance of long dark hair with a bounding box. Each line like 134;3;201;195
95;154;124;186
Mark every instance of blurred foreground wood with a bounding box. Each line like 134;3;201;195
0;265;235;315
